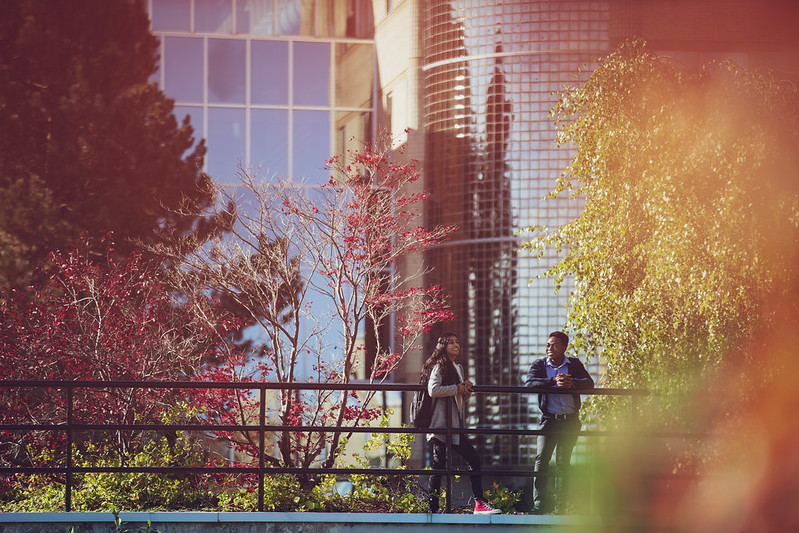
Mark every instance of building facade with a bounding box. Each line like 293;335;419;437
385;0;799;471
415;0;607;468
148;0;799;476
147;0;375;187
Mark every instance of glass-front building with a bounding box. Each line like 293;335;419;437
415;0;799;471
148;0;799;477
148;0;375;185
420;0;607;468
149;0;582;470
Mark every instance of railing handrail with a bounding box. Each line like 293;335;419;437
0;379;648;395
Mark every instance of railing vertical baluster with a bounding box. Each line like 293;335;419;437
382;391;388;469
258;386;266;512
65;384;73;512
444;397;452;513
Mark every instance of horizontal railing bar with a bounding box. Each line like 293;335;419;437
0;466;701;480
0;423;426;433
0;423;708;439
0;379;646;396
0;380;426;390
0;466;437;475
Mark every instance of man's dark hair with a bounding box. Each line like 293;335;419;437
549;331;569;346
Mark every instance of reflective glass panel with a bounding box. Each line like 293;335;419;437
251;109;289;178
196;0;232;33
276;0;302;35
208;108;246;181
335;111;371;155
252;41;288;105
292;110;329;183
208;39;246;104
164;37;203;102
238;0;275;35
421;0;610;468
334;43;373;108
293;42;330;106
151;0;190;31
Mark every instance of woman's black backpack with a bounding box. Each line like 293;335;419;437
410;377;436;428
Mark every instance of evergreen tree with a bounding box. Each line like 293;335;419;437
0;0;214;288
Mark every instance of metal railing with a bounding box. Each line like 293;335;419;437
0;380;652;512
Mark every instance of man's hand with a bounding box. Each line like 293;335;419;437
555;373;573;388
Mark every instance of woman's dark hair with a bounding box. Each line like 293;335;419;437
420;332;461;385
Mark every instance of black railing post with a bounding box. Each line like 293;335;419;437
258;386;266;512
382;390;388;469
444;396;452;513
65;384;73;512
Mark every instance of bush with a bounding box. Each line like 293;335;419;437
0;413;519;513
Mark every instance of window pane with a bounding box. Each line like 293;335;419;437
252;41;288;105
196;0;232;33
151;0;190;31
209;39;246;104
345;0;375;38
335;110;371;154
277;0;302;35
251;109;288;178
292;110;329;183
208;108;246;181
293;42;329;106
164;37;203;102
238;0;275;34
335;43;373;108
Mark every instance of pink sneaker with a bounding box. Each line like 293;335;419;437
473;499;501;515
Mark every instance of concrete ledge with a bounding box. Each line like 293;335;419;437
0;512;591;532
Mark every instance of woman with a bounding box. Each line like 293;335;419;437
421;332;500;514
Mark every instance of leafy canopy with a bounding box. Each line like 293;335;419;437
525;41;799;397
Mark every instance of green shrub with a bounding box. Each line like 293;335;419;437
320;413;428;513
1;432;213;512
484;482;521;514
0;410;460;514
72;437;212;511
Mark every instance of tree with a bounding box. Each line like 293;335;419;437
525;42;799;403
0;0;214;289
0;234;247;468
153;133;456;470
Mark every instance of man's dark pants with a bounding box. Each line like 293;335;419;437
534;414;581;510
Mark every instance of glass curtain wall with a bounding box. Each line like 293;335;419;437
422;0;609;467
148;0;374;186
147;0;375;382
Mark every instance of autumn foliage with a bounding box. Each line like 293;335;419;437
1;134;456;511
0;234;247;472
155;132;456;469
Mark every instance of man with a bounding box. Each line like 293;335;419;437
525;331;594;514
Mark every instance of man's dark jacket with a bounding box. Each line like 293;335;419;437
525;357;594;414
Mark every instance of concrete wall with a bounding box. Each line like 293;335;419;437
0;512;588;533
